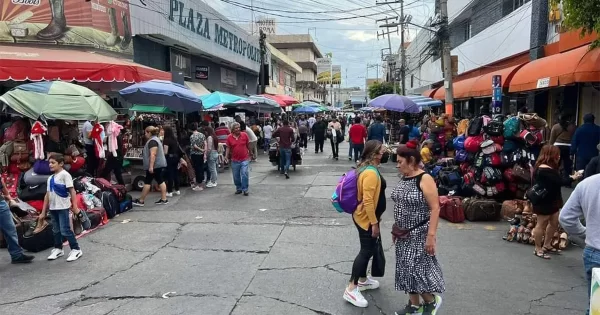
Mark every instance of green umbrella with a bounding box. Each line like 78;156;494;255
0;81;117;122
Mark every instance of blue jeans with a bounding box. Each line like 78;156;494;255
353;143;364;162
49;209;80;250
263;138;271;152
0;200;24;260
584;246;600;315
207;151;218;183
279;148;292;173
348;141;353;158
231;160;249;192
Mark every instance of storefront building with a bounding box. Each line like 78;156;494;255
0;0;169;95
406;0;600;125
129;0;261;96
266;43;302;100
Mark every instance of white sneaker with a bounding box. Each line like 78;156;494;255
66;249;83;262
206;182;215;188
343;287;368;307
166;192;173;197
174;190;181;196
47;248;64;260
358;276;380;291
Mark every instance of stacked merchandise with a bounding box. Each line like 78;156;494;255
433;113;548;223
500;199;569;251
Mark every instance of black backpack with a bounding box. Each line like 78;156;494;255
467;117;483;136
100;191;119;219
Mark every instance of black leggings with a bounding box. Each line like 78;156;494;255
350;220;377;284
330;137;339;158
300;133;308;149
191;154;205;184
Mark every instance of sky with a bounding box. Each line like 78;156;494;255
208;0;436;90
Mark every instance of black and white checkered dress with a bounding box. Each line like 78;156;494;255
391;173;445;294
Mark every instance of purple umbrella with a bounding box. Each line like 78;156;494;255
368;94;421;113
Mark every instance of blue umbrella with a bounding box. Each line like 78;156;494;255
201;91;249;109
294;106;320;114
300;101;322;107
119;80;203;113
369;94;421;113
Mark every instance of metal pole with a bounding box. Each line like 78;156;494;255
440;0;454;115
400;0;406;95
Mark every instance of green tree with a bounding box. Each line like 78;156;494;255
562;0;600;48
367;81;401;99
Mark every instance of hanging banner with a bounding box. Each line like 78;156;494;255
195;66;209;80
492;75;502;114
332;65;341;85
316;58;332;84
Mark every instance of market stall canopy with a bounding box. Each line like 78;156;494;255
0;81;117;122
0;45;171;83
129;105;175;114
369;94;421;113
200;91;249;109
249;95;280;108
293;106;321;114
184;81;211;97
407;95;443;108
262;94;300;107
119;80;203;113
421;88;439;98
509;45;599;93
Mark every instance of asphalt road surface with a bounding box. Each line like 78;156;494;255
0;140;588;315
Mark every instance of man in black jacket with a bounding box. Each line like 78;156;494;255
312;116;327;154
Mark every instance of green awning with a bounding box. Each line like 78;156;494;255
129;105;175;114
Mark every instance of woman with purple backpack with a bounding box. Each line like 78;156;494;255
343;140;388;308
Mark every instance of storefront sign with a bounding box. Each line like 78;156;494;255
316;58;332;84
256;18;276;35
195;66;209;80
170;48;191;78
0;0;133;55
221;67;237;86
536;77;550;89
491;75;502;114
131;0;261;72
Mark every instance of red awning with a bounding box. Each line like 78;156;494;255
262;94;299;107
422;88;439;98
0;45;171;83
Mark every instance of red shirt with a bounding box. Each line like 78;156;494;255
215;126;231;144
349;124;367;145
226;132;250;162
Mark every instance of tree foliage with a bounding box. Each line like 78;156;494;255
368;82;400;99
562;0;600;48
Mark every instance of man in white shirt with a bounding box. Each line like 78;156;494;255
308;115;316;140
263;123;274;153
245;126;259;161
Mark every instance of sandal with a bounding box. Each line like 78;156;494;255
551;232;560;249
543;246;561;254
517;226;524;243
522;228;531;243
504;226;517;242
559;232;569;250
533;250;551;259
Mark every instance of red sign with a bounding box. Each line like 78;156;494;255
0;0;132;55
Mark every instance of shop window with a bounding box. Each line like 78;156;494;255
503;0;530;16
463;21;472;41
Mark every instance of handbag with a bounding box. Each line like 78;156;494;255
371;237;386;277
526;184;547;205
391;218;429;240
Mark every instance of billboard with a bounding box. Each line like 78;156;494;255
0;0;133;55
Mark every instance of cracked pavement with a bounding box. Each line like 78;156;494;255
0;141;589;314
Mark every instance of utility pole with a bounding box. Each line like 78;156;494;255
376;16;399;94
399;1;406;96
259;30;266;94
325;52;333;106
439;0;454;115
